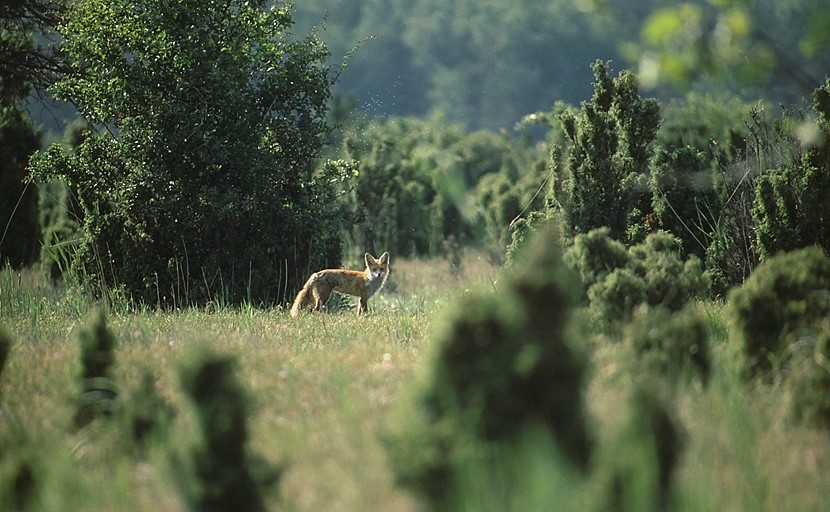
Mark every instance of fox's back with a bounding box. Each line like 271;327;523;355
315;261;387;297
314;269;370;297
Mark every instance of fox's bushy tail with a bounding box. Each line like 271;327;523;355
289;275;316;317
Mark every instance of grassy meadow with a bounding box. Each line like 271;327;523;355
1;253;830;511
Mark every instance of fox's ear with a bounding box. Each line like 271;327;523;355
365;253;375;266
379;252;389;265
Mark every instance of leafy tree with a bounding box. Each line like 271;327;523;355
0;0;64;103
29;0;340;305
623;0;830;102
0;2;49;269
37;119;86;278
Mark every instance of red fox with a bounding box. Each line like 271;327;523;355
290;252;390;316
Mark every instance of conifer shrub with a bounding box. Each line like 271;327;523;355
623;305;711;385
556;61;660;244
650;145;715;260
594;386;684;512
729;246;830;377
787;324;830;428
565;228;709;327
752;78;830;260
179;351;276;512
387;223;593;509
0;456;36;511
118;371;174;453
74;310;118;428
563;227;629;294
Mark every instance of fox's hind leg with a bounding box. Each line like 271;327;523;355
312;285;333;311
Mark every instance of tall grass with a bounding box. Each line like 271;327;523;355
1;253;830;511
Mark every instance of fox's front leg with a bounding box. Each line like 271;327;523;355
357;294;369;314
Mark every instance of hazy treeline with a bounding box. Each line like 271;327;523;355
293;0;830;130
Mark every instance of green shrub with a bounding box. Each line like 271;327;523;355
566;229;709;327
729;246;830;377
37;120;86;279
179;351;276;512
562;226;628;294
752;78;830;260
556;60;660;244
658;92;751;160
118;371;174;452
786;322;830;429
74;310;118;428
388;223;592;509
340;117;544;258
624;305;711;385
650;145;716;260
594;386;684;512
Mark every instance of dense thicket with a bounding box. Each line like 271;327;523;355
752;78;830;259
0;106;41;267
336;116;545;259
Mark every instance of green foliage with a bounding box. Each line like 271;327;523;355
37;120;87;279
388;224;592;509
0;454;38;511
0;1;62;104
74;309;118;428
566;228;710;327
594;385;684;512
657;93;751;158
627;0;829;102
752;78;830;260
650;145;717;259
179;351;272;512
556;61;661;244
563;226;629;294
624;305;711;385
118;371;174;452
340;117;543;258
29;0;339;306
729;246;830;378
787;323;830;428
0;106;41;268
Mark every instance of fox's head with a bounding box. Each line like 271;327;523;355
365;252;390;280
